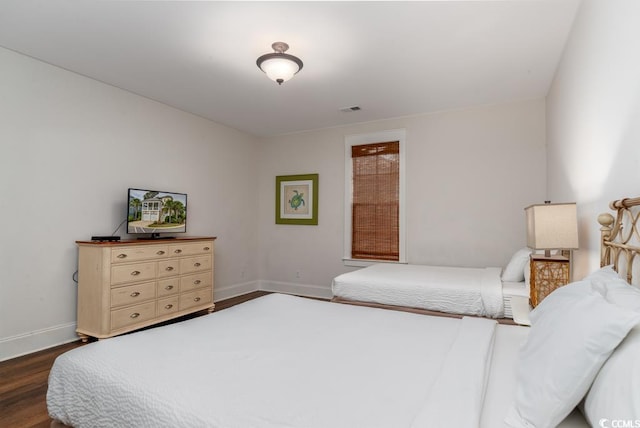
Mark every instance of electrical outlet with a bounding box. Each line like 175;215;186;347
295;271;301;279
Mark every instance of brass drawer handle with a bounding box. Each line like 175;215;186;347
131;270;141;276
130;312;140;319
117;254;127;259
130;291;140;297
157;250;165;255
174;249;182;254
194;297;201;302
194;262;201;267
165;285;174;290
194;280;201;285
203;247;210;251
164;304;173;310
165;266;174;271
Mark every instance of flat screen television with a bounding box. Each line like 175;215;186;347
127;188;187;238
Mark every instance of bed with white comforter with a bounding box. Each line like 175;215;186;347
332;248;535;319
50;294;510;427
48;293;531;427
48;277;640;428
332;263;508;318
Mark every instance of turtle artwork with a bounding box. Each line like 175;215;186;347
288;190;305;210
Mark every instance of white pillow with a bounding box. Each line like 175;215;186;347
502;248;532;282
592;276;640;312
504;281;640;428
583;265;622;283
585;264;640;300
582;271;640;425
526;278;591;321
583;326;640;423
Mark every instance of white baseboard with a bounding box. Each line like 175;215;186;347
214;280;260;302
259;280;333;300
0;322;78;362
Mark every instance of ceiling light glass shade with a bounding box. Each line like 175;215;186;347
259;57;300;84
257;42;303;85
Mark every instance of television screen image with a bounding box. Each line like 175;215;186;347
127;188;187;236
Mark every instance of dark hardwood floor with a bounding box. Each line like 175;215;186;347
0;291;269;428
0;341;81;428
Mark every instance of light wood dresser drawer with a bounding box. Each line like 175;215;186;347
179;287;213;311
180;272;212;292
157;278;179;297
157;296;180;316
180;255;212;274
169;242;213;257
76;237;215;341
111;281;156;308
111;245;169;263
111;301;156;330
111;261;156;285
157;259;180;278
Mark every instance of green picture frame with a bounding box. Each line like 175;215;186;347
275;174;319;225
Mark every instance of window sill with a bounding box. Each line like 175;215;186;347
342;258;407;267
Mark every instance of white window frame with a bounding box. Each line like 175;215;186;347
343;129;407;267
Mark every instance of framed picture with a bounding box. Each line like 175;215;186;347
276;174;319;225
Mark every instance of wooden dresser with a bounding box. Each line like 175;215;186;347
75;237;216;341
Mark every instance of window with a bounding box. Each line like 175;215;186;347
351;141;399;260
344;130;406;265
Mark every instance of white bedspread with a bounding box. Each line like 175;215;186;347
48;294;496;428
502;281;528;318
332;263;505;318
411;316;497;427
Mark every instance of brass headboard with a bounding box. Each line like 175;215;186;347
598;197;640;284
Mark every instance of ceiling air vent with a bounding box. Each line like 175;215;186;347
339;106;361;113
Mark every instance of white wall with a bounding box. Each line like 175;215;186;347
0;47;260;360
257;100;547;295
546;0;640;280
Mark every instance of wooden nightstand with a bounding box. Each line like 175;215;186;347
529;254;570;307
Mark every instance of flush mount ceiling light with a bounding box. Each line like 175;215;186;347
256;42;303;85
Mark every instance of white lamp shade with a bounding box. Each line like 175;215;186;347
525;203;579;250
259;57;300;84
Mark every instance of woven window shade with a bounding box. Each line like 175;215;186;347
351;141;399;261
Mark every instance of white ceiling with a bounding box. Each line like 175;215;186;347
0;1;581;137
